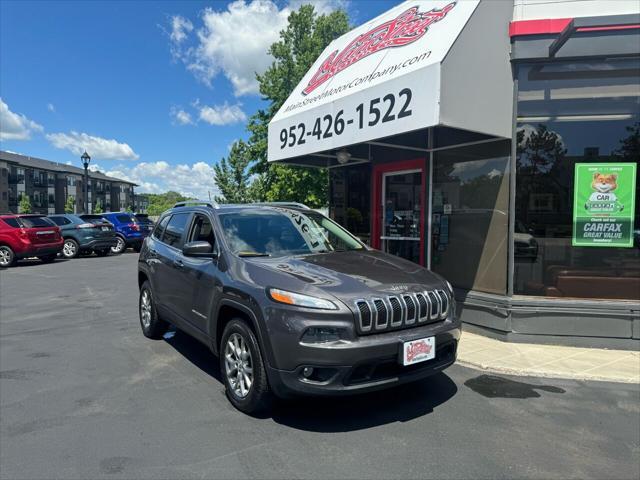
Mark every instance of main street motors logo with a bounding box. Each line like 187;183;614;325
302;2;457;95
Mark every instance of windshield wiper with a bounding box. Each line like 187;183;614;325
238;252;271;257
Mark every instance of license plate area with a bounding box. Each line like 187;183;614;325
400;336;436;366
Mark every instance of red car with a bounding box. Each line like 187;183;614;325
0;214;64;268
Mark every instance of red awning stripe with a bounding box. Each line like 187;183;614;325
575;24;640;33
509;18;572;37
510;18;640;37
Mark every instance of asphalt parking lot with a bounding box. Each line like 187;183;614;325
1;253;639;479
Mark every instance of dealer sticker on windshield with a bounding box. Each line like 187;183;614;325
402;337;435;366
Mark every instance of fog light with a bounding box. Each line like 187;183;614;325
302;367;314;378
301;326;345;344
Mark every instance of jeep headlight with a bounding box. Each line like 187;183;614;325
267;288;337;310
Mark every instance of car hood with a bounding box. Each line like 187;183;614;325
242;250;447;301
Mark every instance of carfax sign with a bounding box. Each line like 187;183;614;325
572;163;637;248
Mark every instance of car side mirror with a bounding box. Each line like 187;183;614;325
182;241;217;258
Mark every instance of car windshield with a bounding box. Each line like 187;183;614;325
219;208;364;257
19;216;55;228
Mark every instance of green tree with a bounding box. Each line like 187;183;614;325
246;5;350;207
94;198;104;214
613;121;640;161
146;191;189;216
19;194;32;214
64;196;75;214
213;140;254;203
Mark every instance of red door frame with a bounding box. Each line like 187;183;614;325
371;158;427;266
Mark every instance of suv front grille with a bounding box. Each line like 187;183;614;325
354;290;451;335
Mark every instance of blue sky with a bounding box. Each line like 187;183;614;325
0;0;396;198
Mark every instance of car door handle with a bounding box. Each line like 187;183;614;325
173;259;184;269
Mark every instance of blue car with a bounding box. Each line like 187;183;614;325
99;212;151;254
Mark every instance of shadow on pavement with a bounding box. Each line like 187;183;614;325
271;373;457;432
10;258;69;268
164;329;458;432
163;329;223;383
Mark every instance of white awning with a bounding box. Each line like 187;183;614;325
268;0;513;163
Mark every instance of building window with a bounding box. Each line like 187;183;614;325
514;58;639;300
330;165;371;245
431;140;511;295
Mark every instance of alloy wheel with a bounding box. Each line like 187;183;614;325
140;289;152;329
224;333;253;398
63;240;76;258
0;247;11;267
111;237;125;254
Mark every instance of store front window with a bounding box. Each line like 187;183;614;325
329;164;371;245
514;58;640;300
431;140;511;295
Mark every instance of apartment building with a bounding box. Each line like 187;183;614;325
0;151;137;214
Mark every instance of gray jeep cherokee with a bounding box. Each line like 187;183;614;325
137;201;460;414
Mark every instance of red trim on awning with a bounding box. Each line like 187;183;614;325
576;24;640;33
509;18;572;37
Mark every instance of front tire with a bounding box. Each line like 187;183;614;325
139;281;168;339
111;236;126;254
220;319;272;415
0;246;15;268
62;239;79;259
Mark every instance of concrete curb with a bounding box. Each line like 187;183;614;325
456;359;639;384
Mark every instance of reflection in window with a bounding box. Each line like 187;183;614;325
515;59;639;300
163;213;190;249
330;165;371;245
431;140;510;295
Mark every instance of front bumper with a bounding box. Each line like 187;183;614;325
265;324;460;397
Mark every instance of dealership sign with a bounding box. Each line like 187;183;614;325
268;0;481;162
572;163;637;247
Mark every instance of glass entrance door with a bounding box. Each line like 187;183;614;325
372;159;426;266
381;170;423;264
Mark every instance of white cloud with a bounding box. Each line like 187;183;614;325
169;15;193;44
170;106;194;125
198;102;247;126
169;0;345;96
46;131;140;161
0;98;44;141
92;161;220;199
47;103;55;113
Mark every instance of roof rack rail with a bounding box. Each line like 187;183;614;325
253;202;310;209
173;200;218;209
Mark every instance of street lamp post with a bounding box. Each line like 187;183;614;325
81;151;91;214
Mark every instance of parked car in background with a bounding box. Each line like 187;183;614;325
134;213;155;229
48;214;118;259
101;212;151;254
0;214;63;267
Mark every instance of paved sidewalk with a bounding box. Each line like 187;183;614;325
457;331;640;384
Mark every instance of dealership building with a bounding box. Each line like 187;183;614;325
268;0;640;348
